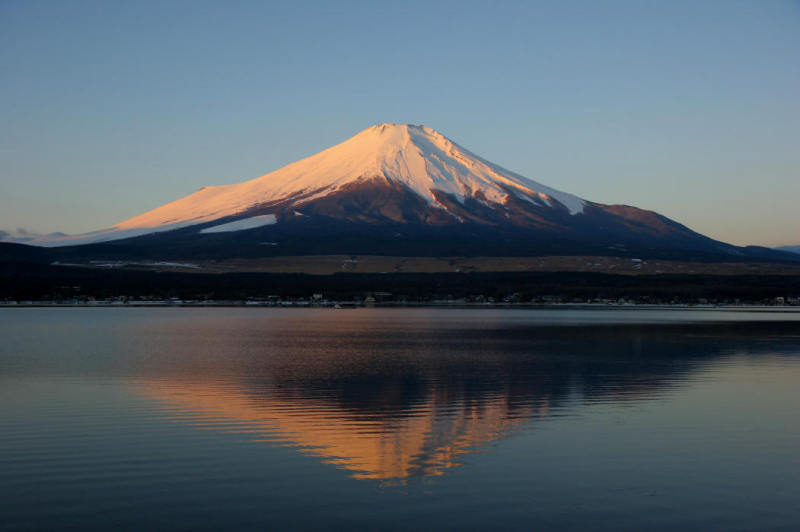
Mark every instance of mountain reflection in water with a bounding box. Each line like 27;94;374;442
127;311;800;482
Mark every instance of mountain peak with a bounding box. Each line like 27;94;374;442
256;121;585;214
370;122;424;130
355;122;437;146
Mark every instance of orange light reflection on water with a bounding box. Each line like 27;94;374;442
135;378;548;482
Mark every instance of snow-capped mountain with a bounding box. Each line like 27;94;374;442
27;124;585;246
11;123;789;260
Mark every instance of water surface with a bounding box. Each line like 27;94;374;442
1;308;799;530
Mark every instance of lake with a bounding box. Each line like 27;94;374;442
1;308;799;530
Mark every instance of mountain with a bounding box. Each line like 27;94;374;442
9;124;796;261
775;246;800;255
24;124;585;246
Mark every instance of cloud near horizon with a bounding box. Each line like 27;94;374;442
0;228;67;243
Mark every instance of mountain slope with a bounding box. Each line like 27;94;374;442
776;245;800;255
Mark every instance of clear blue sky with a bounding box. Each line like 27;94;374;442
1;0;798;246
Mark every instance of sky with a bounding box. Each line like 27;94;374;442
1;0;798;247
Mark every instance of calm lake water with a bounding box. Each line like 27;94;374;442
1;307;799;531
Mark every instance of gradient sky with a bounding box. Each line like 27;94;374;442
1;0;798;246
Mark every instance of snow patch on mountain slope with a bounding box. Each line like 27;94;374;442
199;214;277;233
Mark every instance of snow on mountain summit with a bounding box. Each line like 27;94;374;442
23;124;586;247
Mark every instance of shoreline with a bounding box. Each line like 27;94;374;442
2;301;799;312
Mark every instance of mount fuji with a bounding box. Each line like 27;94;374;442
11;124;790;261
